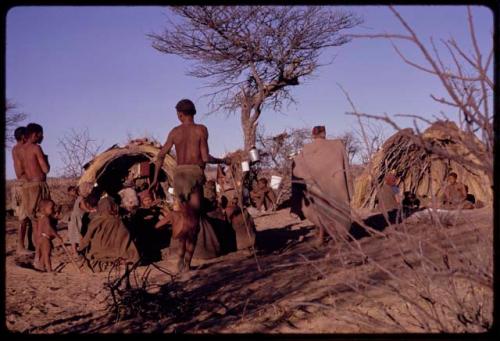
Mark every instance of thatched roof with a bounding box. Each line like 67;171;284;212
78;140;176;190
352;121;492;209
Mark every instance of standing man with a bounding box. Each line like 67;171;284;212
19;123;51;253
291;125;354;246
11;126;34;253
150;99;228;272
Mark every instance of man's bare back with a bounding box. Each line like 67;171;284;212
169;123;209;167
12;144;27;181
20;143;49;182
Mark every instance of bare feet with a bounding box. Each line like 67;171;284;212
17;246;32;255
177;257;186;273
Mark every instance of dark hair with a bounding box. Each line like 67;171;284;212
448;172;458;179
312;126;326;136
26;123;43;136
258;178;268;185
85;193;100;208
14;126;27;142
175;99;196;116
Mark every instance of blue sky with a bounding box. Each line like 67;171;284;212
5;5;494;179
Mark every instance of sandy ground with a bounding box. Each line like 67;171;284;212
4;206;493;334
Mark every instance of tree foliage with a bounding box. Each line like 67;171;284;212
57;128;102;178
5;100;27;148
150;6;362;150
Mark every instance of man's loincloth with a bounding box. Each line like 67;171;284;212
12;180;28;221
22;181;51;221
173;165;206;203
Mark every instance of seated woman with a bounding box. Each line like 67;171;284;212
78;196;140;269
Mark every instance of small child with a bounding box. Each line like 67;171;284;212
35;199;63;272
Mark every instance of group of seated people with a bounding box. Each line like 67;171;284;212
65;183;171;268
376;171;479;224
58;173;269;271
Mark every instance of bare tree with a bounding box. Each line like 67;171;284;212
256;126;310;174
335;131;361;164
149;6;362;151
5;100;27;148
57;128;102;178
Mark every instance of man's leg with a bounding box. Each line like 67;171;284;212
177;239;187;272
183;233;197;272
17;218;27;252
26;219;35;251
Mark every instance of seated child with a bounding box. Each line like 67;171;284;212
132;190;162;262
35;199;63;272
441;172;467;209
250;178;277;212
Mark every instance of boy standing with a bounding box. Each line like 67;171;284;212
35;199;63;272
150;99;228;272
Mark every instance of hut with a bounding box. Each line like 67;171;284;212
78;138;176;200
352;121;492;209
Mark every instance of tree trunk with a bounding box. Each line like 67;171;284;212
242;120;257;152
241;105;258;152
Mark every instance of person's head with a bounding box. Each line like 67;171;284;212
258;178;268;189
312;126;326;139
14;126;27;143
38;199;55;216
25;123;44;143
85;193;100;210
175;99;196;122
447;172;458;185
384;172;397;186
97;196;118;216
138;190;153;208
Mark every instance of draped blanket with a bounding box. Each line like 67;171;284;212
80;213;140;264
291;139;354;233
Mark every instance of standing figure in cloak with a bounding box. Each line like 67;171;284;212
291;125;354;246
150;99;229;272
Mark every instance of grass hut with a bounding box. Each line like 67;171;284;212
78;139;176;200
352;121;492;209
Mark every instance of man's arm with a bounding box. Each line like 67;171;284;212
35;145;50;174
150;130;174;190
199;126;229;164
458;183;467;200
